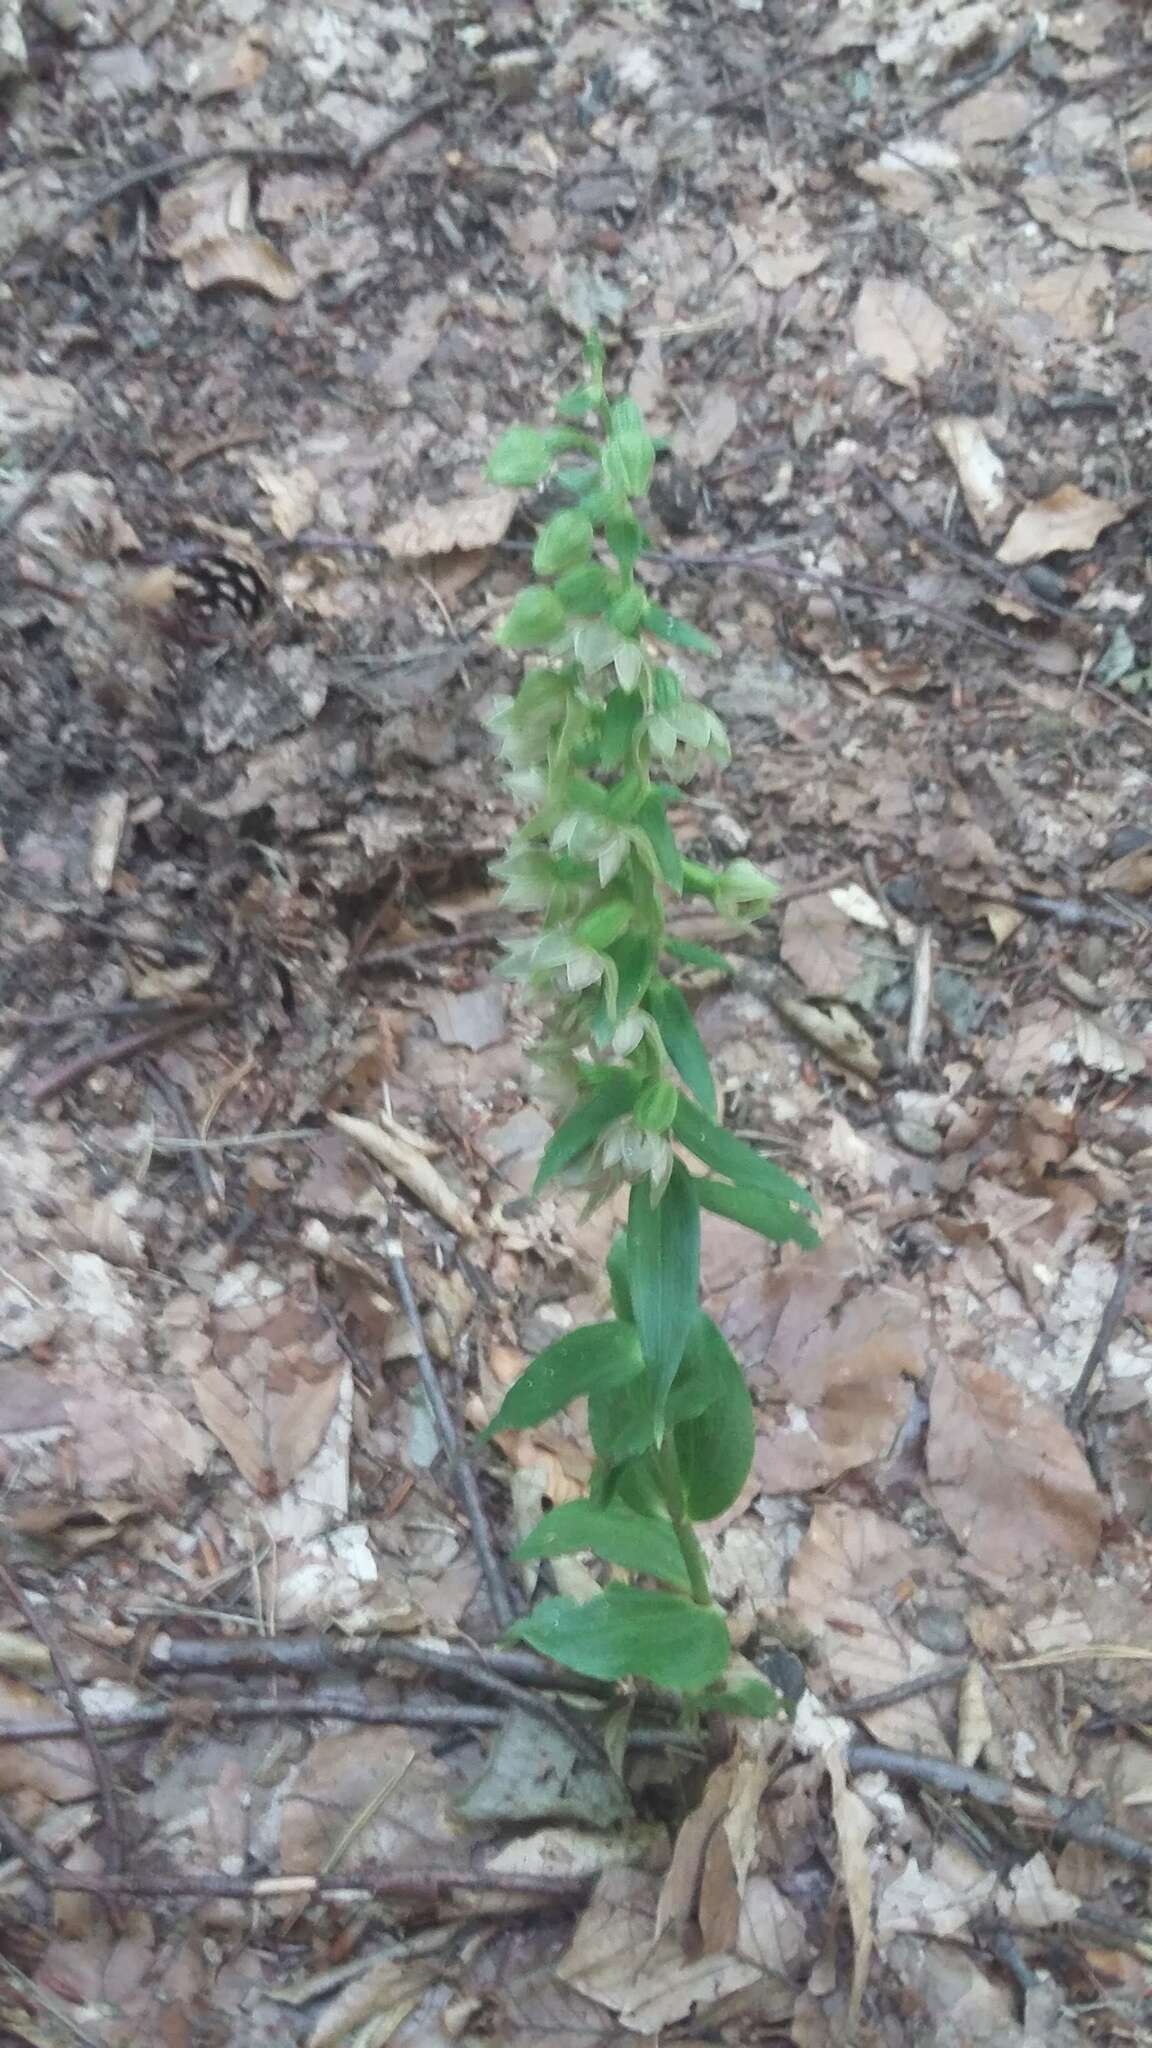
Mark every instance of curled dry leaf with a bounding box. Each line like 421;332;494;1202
328;1111;474;1236
378;488;519;560
933;416;1011;543
181;233;302;300
1023;176;1152;254
926;1354;1105;1573
657;1740;773;1954
827;1747;874;2027
996;483;1130;566
852;278;955;390
557;1865;765;2031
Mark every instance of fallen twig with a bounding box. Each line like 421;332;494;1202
143;1058;223;1216
905;927;933;1068
0;1799;589;1903
1066;1217;1145;1431
0;1691;695;1752
0;1562;126;1873
839;1661;969;1716
375;1231;520;1632
25;1002;231;1105
847;1742;1152;1870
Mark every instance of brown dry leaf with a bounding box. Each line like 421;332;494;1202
788;1502;955;1757
249;457;320;540
770;991;881;1084
280;1726;462;1877
672;388;739;468
956;1662;994;1768
781;891;868;998
827;1748;873;2027
1016;256;1111;344
378;489;519;560
933;417;1011;543
0;1672;97;1801
181;233;302;300
996;483;1129;565
656;1738;773;1954
730;209;827;290
875;1840;998;1941
856;138;962;214
328;1111;475;1235
820;646;934;695
307;1956;438;2048
852;278;955;389
1093;845;1152;894
926;1354;1105;1573
982;999;1078;1093
191;1267;346;1496
1023;175;1152;253
185;34;269;101
556;1865;764;2031
710;1236;925;1495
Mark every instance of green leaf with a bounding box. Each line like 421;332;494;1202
627;1161;700;1417
577;487;619;525
607;587;646;635
663;935;733;974
604;431;655;500
642;604;718;656
533;510;594;577
695;1677;786;1720
610;397;647;438
672;1094;818;1212
544;428;599;456
605;931;656;1014
555;561;614;615
488;426;553;487
595;1450;665;1518
604;509;646;577
574;898;632;951
696;1176;820;1251
583;331;607;375
534;1069;640;1190
498;587;568;649
634;1079;679;1134
507;1588;730;1690
636;792;683;892
513;1502;690;1589
652;666;681;712
644;980;716;1117
554;383;600;419
588;1372;657;1462
482;1321;644;1437
605;1232;633;1322
664;1313;720;1424
673;1316;754;1520
600;688;642;769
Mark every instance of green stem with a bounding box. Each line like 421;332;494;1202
656;1435;712;1608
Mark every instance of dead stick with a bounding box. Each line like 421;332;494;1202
1066;1219;1143;1430
0;1807;587;1903
26;1002;231;1105
146;1632;612;1692
0;1563;126;1872
0;1694;694;1751
847;1743;1152;1870
142;1058;223;1216
379;1231;520;1633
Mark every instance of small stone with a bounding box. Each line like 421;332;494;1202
910;1604;970;1655
892;1118;942;1157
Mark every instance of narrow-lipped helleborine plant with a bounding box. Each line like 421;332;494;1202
482;336;819;1720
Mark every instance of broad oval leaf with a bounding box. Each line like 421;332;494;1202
674;1316;754;1520
588;1372;657;1462
672;1094;818;1212
644;979;716;1117
534;1069;640;1191
482;1321;643;1438
513;1501;690;1589
696;1175;819;1250
488;425;552;487
627;1160;700;1415
508;1587;730;1690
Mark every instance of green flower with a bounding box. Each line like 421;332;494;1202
714;857;779;921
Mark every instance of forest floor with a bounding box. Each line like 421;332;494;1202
2;1;1152;2043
